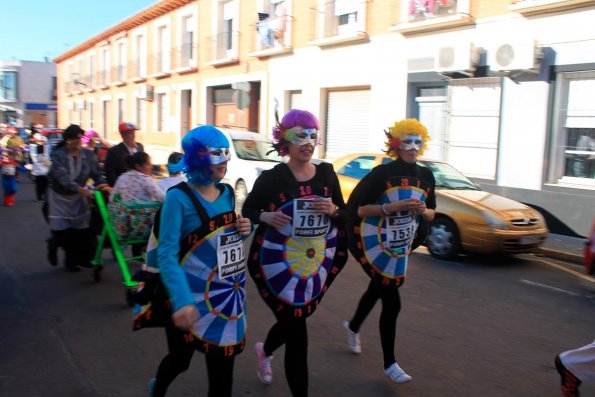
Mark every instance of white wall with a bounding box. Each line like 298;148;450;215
268;33;408;157
497;78;549;189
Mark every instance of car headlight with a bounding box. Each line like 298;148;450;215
482;211;509;230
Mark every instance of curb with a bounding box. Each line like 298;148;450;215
535;247;584;266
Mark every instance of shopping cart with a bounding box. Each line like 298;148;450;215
90;190;160;304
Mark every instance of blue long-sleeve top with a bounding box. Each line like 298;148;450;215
157;184;234;312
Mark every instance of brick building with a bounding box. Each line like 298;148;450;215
54;0;595;235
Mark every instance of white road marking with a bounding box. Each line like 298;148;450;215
520;279;585;297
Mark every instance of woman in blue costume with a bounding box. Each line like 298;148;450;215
148;125;252;397
242;109;348;396
342;119;436;385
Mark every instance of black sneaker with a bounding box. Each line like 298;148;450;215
555;354;581;397
47;237;58;266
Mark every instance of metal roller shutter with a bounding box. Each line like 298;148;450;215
326;89;371;159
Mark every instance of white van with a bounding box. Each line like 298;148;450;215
220;128;284;209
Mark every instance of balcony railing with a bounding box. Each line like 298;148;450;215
171;43;198;70
311;0;366;41
110;65;127;83
148;50;171;76
206;31;239;64
97;69;110;87
254;14;291;52
128;58;147;80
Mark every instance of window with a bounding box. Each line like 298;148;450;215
88;54;95;87
180;15;195;67
135;97;145;131
89;102;95;129
116;41;126;81
211;0;238;61
550;71;595;186
407;0;461;22
314;0;366;41
256;0;289;50
117;98;124;124
337;156;376;180
100;47;110;85
133;33;147;77
102;100;110;137
157;92;166;131
0;71;18;101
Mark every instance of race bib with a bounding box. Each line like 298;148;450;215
292;199;330;238
386;211;417;251
217;231;246;279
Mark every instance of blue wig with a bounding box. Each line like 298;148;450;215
170;125;229;185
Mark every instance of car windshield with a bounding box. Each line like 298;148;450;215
419;161;480;190
232;139;282;162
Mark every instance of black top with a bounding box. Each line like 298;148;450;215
104;141;145;186
347;157;436;212
242;162;347;226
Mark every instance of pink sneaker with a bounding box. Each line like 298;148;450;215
255;342;273;384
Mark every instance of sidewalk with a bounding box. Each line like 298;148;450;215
535;233;588;265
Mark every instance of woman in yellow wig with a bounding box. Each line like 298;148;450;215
343;118;436;384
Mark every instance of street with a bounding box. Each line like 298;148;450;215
1;179;594;397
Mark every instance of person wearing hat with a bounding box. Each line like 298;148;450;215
342;118;436;385
104;122;144;186
82;129;112;169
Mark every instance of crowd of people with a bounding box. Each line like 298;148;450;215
2;113;591;397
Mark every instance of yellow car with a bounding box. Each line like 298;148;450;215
331;153;549;260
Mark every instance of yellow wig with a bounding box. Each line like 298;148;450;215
384;118;430;159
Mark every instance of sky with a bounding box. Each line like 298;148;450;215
0;0;157;62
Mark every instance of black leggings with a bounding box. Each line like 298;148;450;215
153;322;235;397
349;279;402;369
51;227;94;269
263;315;308;397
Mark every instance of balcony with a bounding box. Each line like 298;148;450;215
128;58;147;82
509;0;595;15
206;31;239;66
309;0;368;48
109;65;127;86
391;1;475;35
96;70;110;89
171;43;198;74
248;13;293;58
147;50;171;78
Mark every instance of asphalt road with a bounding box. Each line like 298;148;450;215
1;179;594;397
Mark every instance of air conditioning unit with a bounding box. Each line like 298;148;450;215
488;39;541;71
434;42;479;73
138;84;154;101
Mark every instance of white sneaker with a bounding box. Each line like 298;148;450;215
255;342;273;384
343;320;361;354
384;362;412;384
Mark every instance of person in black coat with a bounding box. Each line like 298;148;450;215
104;122;144;186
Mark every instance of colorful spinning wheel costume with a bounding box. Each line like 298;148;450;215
248;186;348;319
182;217;247;356
352;176;430;287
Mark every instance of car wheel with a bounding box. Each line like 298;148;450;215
235;180;248;212
426;217;460;260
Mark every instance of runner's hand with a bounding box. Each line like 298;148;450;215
312;197;336;215
172;304;199;331
236;215;251;236
260;211;292;228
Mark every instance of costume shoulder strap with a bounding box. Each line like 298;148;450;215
176;182;209;221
